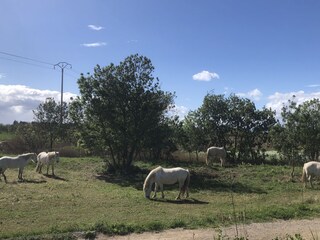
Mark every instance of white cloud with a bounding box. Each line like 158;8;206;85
236;88;263;101
81;42;107;47
248;89;263;100
88;24;104;31
193;70;220;81
0;84;77;124
167;105;189;120
0;73;5;79
307;84;320;88
266;90;320;118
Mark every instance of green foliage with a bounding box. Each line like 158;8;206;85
15;122;46;153
70;54;175;171
180;110;207;160
181;93;276;163
33;98;68;150
271;97;320;166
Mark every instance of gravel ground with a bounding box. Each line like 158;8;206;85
89;218;320;240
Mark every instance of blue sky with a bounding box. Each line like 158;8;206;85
1;0;320;124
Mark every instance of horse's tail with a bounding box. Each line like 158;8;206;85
181;170;190;196
301;164;307;183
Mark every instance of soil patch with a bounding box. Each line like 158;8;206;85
89;218;320;240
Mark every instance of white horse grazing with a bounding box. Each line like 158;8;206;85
36;151;60;176
143;166;190;200
0;153;37;183
206;146;227;167
301;161;320;188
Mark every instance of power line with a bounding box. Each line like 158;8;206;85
0;50;55;66
0;56;54;70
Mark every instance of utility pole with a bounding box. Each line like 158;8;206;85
54;62;72;125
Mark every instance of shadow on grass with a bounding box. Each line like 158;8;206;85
190;170;267;194
150;197;209;205
0;178;47;184
96;170;147;190
43;174;68;181
20;179;47;184
96;164;267;194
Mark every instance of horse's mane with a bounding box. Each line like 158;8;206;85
143;166;162;190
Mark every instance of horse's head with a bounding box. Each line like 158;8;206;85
143;175;153;199
143;182;152;199
143;171;155;199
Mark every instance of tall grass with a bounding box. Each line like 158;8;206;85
0;156;320;239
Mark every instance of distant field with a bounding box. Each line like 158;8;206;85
1;157;320;239
0;131;15;141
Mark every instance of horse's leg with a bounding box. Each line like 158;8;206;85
176;181;183;200
309;176;314;188
46;165;49;175
184;184;189;198
35;162;40;172
160;184;164;198
18;168;22;181
20;168;25;181
153;183;158;198
52;164;55;176
3;173;7;183
39;163;43;174
176;191;182;200
1;170;7;183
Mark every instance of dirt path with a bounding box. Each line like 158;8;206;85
92;218;320;240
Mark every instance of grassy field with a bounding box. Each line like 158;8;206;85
1;156;320;239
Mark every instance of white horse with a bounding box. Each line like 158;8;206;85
36;151;60;176
206;146;227;167
301;161;320;188
0;153;37;183
143;166;190;200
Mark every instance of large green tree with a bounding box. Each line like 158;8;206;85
271;97;320;164
181;93;276;163
33;97;68;150
180;110;207;161
70;54;174;171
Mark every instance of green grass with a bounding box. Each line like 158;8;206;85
1;157;320;239
0;131;15;141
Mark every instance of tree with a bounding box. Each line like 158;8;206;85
226;95;276;162
180;110;207;161
70;54;174;172
33;97;68;150
295;99;320;160
199;93;229;147
182;93;276;163
271;97;320;165
15;122;45;153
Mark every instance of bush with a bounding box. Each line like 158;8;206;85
59;146;87;158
